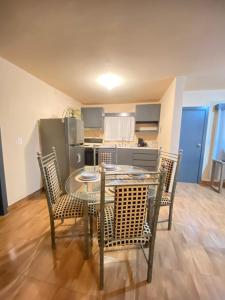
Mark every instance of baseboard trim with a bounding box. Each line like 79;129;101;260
201;180;225;188
26;187;44;200
200;180;210;186
8;188;44;211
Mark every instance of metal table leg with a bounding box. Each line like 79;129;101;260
90;214;93;248
148;191;155;232
84;201;90;259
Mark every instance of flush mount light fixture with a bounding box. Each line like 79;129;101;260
96;73;123;90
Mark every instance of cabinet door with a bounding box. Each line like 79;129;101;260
132;149;158;171
117;149;133;165
135;104;161;122
81;107;104;128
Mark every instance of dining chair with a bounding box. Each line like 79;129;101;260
97;168;166;289
157;149;182;230
98;145;118;165
37;147;84;249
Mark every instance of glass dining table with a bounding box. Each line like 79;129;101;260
65;164;157;259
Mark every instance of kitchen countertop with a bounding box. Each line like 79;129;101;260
84;143;158;150
84;143;103;148
98;145;158;150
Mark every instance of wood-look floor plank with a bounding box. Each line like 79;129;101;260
0;183;225;299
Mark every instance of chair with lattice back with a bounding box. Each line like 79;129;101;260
158;149;182;230
37;147;84;248
98;145;118;165
97;168;166;289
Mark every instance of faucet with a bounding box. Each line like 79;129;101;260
121;138;125;147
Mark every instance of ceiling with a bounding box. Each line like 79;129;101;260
0;0;225;104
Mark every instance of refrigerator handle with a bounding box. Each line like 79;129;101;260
77;153;81;163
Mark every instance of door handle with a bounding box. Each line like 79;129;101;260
196;144;201;148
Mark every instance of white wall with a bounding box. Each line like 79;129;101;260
0;57;81;205
158;77;185;153
183;89;225;180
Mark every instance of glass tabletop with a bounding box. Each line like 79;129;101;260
65;165;157;202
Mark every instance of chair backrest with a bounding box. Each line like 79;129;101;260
114;185;148;240
37;147;62;206
98;146;118;165
99;169;165;246
159;150;182;193
99;151;113;164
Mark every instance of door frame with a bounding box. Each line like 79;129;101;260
180;106;209;183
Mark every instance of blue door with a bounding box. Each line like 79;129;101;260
179;107;208;183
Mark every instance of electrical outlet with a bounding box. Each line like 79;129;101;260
17;137;23;145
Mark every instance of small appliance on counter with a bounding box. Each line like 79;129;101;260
137;138;147;147
39;117;85;188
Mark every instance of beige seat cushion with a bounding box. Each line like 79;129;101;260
53;194;84;219
161;192;171;206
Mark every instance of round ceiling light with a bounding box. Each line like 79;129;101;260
96;73;123;90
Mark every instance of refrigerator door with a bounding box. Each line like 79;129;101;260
65;118;84;145
39;118;69;191
68;146;85;171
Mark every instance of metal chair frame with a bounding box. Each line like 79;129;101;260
157;149;182;230
97;145;118;165
98;167;166;289
210;159;225;193
37;147;84;249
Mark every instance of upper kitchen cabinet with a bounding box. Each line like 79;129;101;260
135;104;161;123
81;107;104;129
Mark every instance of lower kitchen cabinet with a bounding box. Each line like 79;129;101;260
117;148;158;171
117;149;133;165
132;149;158;171
99;147;159;171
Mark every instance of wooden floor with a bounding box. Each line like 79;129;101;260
1;183;225;300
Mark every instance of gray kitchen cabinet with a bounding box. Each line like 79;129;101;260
135;104;161;122
117;148;159;171
132;149;158;171
98;147;159;170
81;107;104;128
117;148;133;165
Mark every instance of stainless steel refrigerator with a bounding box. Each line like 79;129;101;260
39;117;84;189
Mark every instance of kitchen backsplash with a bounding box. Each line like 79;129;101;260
84;129;103;138
84;129;158;147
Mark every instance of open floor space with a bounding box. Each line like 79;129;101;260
1;183;225;300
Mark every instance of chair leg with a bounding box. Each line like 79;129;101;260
100;243;104;289
219;164;224;193
84;202;89;259
168;204;173;230
90;214;93;248
50;218;56;249
147;242;153;283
